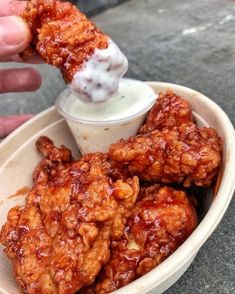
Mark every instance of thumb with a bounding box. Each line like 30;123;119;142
0;16;31;57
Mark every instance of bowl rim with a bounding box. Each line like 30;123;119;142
113;82;235;293
0;81;234;294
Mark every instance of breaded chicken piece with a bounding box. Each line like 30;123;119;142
20;0;108;83
139;90;193;134
94;185;197;293
0;137;139;294
109;123;222;187
20;0;128;103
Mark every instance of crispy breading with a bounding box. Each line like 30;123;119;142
93;185;197;293
20;0;108;83
1;91;222;293
109;123;222;187
139;90;193;133
0;137;139;294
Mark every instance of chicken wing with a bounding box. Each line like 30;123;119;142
20;0;128;102
0;137;139;294
139;90;193;133
21;0;108;83
94;185;197;293
109;122;222;187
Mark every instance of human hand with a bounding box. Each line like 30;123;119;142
0;0;42;138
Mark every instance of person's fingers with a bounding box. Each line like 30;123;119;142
0;67;42;94
0;114;33;138
0;54;23;62
0;2;43;63
0;0;27;17
0;16;31;57
0;54;43;64
24;54;44;64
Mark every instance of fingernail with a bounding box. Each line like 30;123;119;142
0;16;29;46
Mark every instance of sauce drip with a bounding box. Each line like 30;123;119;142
7;186;30;199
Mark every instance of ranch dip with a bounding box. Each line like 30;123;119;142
56;78;156;154
69;39;128;103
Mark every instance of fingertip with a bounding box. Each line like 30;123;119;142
14;67;42;91
0;15;31;56
10;15;31;49
0;67;42;94
18;114;35;120
0;114;34;138
23;67;42;91
16;16;31;46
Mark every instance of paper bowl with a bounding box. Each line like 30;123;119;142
0;82;234;294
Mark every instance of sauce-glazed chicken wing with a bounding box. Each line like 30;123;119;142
109;123;222;187
0;137;139;294
21;0;108;84
139;90;193;134
20;0;128;102
92;185;197;293
0;91;222;293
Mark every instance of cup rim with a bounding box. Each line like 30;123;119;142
55;78;157;127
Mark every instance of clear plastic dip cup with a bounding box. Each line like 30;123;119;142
56;78;156;154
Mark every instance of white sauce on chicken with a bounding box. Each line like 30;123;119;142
69;39;128;103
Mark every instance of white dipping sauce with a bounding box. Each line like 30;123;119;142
69;39;128;103
57;78;156;154
65;79;156;122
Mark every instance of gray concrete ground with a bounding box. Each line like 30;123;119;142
76;0;127;15
0;0;234;293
